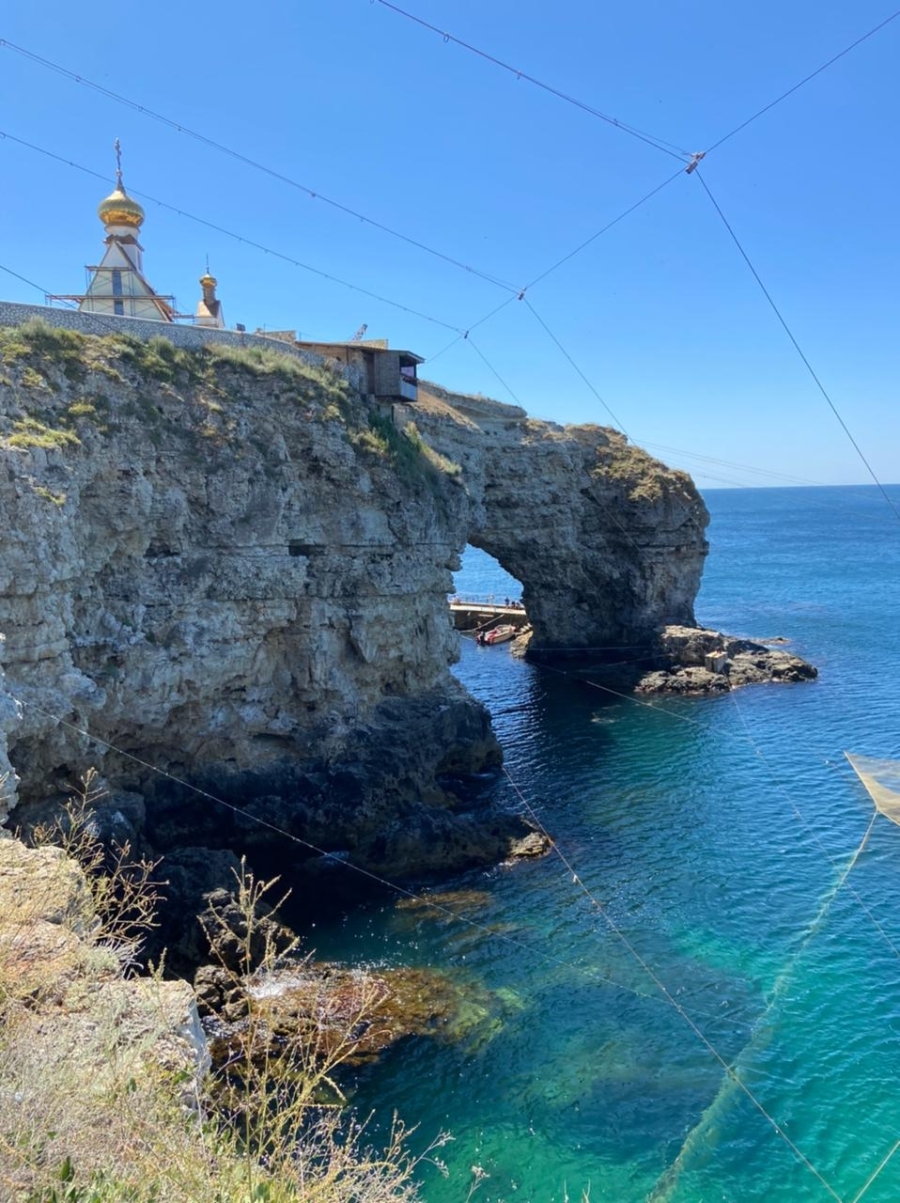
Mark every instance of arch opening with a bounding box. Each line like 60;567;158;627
452;544;524;610
449;545;530;646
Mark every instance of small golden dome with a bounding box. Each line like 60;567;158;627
199;272;217;288
98;182;145;229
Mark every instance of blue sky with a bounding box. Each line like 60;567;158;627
1;0;898;488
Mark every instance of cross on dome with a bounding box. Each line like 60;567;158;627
97;138;145;230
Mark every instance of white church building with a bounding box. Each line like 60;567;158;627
53;141;224;329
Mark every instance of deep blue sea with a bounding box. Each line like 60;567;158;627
312;485;900;1203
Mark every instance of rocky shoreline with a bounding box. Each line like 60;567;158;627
512;621;817;694
0;324;713;889
0;828;519;1098
0;299;818;1201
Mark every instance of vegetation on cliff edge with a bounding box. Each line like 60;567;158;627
351;412;461;491
593;432;694;504
0;322;458;498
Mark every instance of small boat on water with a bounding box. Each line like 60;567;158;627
479;624;517;646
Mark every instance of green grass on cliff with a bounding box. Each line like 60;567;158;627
208;343;356;418
407;421;462;478
207;340;317;379
104;333;205;386
61;395;114;436
0;326;462;501
0;322;350;398
352;412;461;491
32;485;67;506
6;416;81;450
593;434;693;504
97;334;339;391
0;321;88;388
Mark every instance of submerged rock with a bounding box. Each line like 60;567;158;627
395;887;496;919
356;805;549;879
202;959;512;1069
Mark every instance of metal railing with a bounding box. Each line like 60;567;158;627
449;593;525;608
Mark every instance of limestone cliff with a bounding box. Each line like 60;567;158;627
0;324;512;873
0;322;711;882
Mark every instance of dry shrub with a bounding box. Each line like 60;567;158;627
28;769;162;975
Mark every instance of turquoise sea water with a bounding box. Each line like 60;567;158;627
311;485;900;1203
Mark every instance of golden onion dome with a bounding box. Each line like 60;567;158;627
98;181;145;229
199;272;217;288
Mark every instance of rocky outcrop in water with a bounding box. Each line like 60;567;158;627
635;625;818;693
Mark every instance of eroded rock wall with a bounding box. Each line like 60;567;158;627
0;637;19;824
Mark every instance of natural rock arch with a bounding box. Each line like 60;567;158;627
412;384;709;655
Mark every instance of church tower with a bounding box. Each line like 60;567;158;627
195;267;225;329
78;141;175;321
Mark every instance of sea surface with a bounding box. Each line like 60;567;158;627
311;485;900;1203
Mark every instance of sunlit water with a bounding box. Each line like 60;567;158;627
308;486;900;1203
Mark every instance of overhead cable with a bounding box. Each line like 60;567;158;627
371;0;691;162
423;168;686;364
425;294;520;366
638;441;900;520
694;169;900;523
465;335;523;406
0;262;74;305
534;660;900;967
636;439;833;487
851;1140;900;1203
523;298;627;431
727;693;900;963
424;331;467;367
0;131;465;336
706;6;900;154
523;165;686;290
0;38;521;296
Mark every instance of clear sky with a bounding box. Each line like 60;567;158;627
1;1;898;489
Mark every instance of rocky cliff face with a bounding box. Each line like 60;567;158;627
0;322;711;881
0;325;514;871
